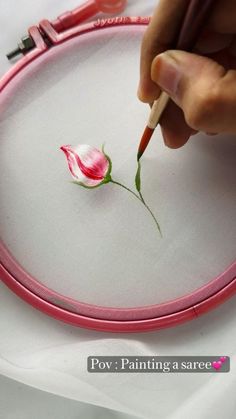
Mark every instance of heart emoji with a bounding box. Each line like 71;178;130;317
220;356;227;363
212;361;222;370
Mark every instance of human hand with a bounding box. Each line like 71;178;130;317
138;0;236;148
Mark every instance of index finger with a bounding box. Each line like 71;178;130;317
138;0;190;103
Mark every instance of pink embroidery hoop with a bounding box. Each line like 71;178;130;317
0;16;235;332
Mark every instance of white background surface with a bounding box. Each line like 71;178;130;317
0;1;236;419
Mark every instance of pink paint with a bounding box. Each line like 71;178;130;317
0;16;235;332
60;145;109;184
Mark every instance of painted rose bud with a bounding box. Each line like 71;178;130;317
60;143;161;235
60;144;112;188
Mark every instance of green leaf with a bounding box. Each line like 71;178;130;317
101;144;112;179
135;160;141;192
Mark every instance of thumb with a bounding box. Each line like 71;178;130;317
151;50;236;133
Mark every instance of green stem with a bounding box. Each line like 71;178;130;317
110;179;162;236
138;190;145;204
110;179;143;201
138;190;162;237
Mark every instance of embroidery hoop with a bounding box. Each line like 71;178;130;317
0;16;235;332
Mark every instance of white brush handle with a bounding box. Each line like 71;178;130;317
148;91;170;129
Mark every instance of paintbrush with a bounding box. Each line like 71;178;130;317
137;0;216;160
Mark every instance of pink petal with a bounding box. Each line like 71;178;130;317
75;145;109;179
60;144;109;187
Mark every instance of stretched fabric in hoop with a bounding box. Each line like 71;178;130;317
0;17;236;332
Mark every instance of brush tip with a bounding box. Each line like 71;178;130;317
137;151;142;161
137;126;154;160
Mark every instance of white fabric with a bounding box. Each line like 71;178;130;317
0;1;236;419
0;375;135;419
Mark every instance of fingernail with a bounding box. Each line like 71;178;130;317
153;53;182;98
137;83;144;101
137;78;149;101
137;79;161;103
